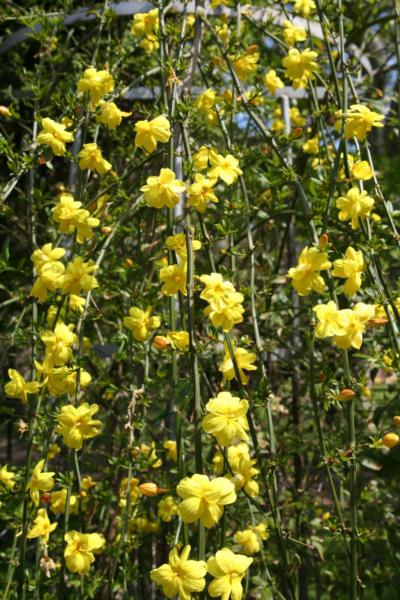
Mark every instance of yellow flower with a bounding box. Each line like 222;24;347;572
188;174;219;212
282;48;318;89
332;247;365;296
313;301;346;338
130;515;159;533
335;104;384;141
78;143;112;174
134;116;171;153
232;46;259;81
336;187;375;229
131;9;159;36
192;146;219;171
36;117;74;156
31;263;65;302
271;106;307;133
150;545;207;599
207;153;243;185
82;476;96;491
282;20;307;46
227;454;259;497
141;168;186;209
264;69;284;95
139;34;159;53
252;522;269;540
30;243;66;302
52;192;100;243
294;0;316;17
202;391;249;447
302;136;319;154
0;465;15;490
177;474;236;528
351;161;373;181
77;68;114;107
333;303;375;350
4;369;39;403
69;295;86;313
234;528;261;555
165;233;202;259
199;273;244;332
123;306;161;342
56;403;101;450
287;246;331;296
118;476;141;508
41;322;76;367
157;496;178;522
50;489;79;515
195;89;219;125
27;509;57;542
64;530;105;575
207;548;253;599
96;101;131;129
290;106;307;127
36;363;91;397
213;443;250;475
31;243;65;271
26;459;55;506
59;256;98;295
216;22;230;45
160;264;187;296
140;441;162;468
219;346;257;384
166;331;189;351
163;440;177;461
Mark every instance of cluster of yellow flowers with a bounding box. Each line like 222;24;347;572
31;243;98;303
288;242;375;350
199;273;244;332
288;245;365;297
131;8;159;53
151;544;253;600
52;191;100;243
314;301;375;350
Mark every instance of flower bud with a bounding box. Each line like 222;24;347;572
139;482;168;496
153;335;170;350
368;317;388;328
101;226;112;235
382;433;400;449
0;106;11;117
290;127;303;140
336;388;356;401
319;233;329;250
393;416;400;428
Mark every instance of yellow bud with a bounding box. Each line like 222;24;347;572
290;127;303;140
153;335;170;350
0;106;12;117
336;388;356;401
382;433;400;449
393;416;400;428
319;233;329;250
124;258;134;268
101;226;112;235
368;317;388;328
139;482;169;496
